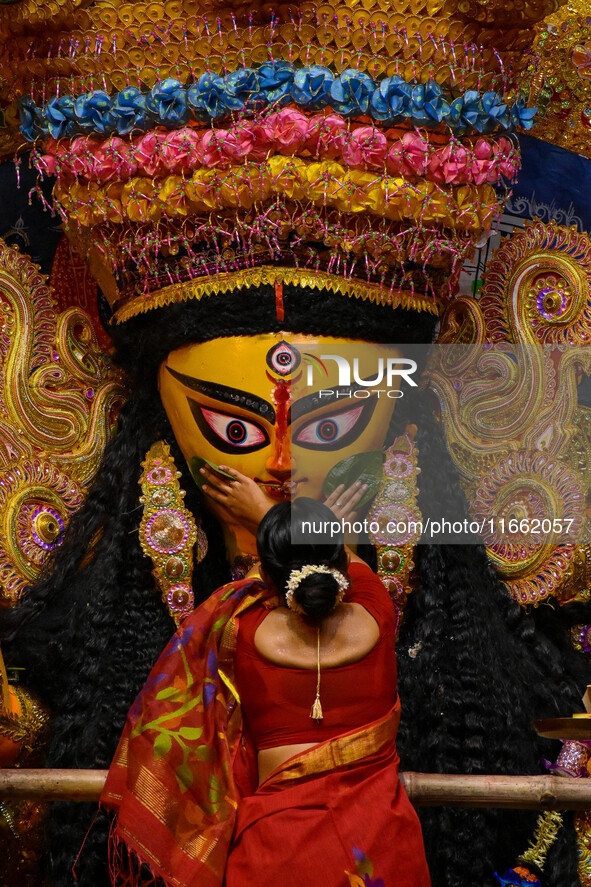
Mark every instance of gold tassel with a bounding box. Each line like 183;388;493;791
310;695;323;720
310;627;323;721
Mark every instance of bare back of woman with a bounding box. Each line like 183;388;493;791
254;590;380;784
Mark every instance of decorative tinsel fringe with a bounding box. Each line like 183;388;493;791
494;811;563;887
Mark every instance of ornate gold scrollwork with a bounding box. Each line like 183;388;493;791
430;227;591;604
480;219;591;345
437;295;487;345
0;238;126;605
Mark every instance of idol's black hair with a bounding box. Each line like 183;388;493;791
257;499;348;621
2;286;589;885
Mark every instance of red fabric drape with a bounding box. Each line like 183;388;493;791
101;578;430;887
226;705;431;887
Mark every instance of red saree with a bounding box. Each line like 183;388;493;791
226;706;431;887
101;579;265;887
101;578;430;887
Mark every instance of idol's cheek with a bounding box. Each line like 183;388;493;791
291;394;396;502
158;367;293;502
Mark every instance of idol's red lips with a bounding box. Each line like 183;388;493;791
256;478;308;500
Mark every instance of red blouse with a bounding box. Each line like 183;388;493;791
235;562;398;750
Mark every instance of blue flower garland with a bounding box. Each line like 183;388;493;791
20;61;536;141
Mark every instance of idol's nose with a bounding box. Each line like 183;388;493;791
265;435;292;481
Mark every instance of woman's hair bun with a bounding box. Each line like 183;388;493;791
292;570;342;622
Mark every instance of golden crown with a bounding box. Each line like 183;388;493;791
0;0;560;319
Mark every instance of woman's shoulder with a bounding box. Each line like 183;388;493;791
346;561;396;623
347;560;386;589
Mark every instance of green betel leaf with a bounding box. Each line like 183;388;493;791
322;451;384;509
178;726;203;740
153;732;172;761
187;456;235;489
175;762;194;793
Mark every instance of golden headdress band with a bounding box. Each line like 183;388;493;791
112;265;445;324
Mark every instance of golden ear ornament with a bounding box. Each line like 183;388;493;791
429;341;591;606
138;440;207;626
0;238;126;605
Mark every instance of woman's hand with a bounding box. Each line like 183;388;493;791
200;465;272;533
200;466;368;533
323;481;368;522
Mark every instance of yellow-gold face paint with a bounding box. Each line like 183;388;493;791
158;333;402;510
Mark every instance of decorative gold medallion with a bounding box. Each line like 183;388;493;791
368;427;422;615
139;440;207;625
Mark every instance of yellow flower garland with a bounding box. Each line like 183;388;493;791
57;157;499;233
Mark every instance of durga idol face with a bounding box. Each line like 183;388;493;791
158;333;400;552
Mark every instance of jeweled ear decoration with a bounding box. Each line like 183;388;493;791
368;427;422;615
139;441;207;626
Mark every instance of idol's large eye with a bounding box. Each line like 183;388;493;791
293;399;377;451
188;401;270;454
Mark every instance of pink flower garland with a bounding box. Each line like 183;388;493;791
36;108;520;187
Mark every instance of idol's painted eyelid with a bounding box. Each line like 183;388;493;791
166;366;275;421
187;400;270;454
292;398;378;451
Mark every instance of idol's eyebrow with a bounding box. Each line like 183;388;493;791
165;367;276;422
291;384;369;420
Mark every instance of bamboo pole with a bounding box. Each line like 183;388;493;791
400;773;591;809
0;769;104;802
2;769;591;808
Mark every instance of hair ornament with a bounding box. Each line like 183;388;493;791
285;564;349;613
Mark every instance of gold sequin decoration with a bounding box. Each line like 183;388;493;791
0;0;561;158
0;238;126;604
138;440;207;625
577;810;591;886
529;0;591;160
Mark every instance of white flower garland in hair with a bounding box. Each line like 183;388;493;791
284;565;349;613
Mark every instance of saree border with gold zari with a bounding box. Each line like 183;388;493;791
101;578;273;887
225;699;431;887
259;701;401;787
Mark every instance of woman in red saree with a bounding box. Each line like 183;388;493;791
101;498;430;887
